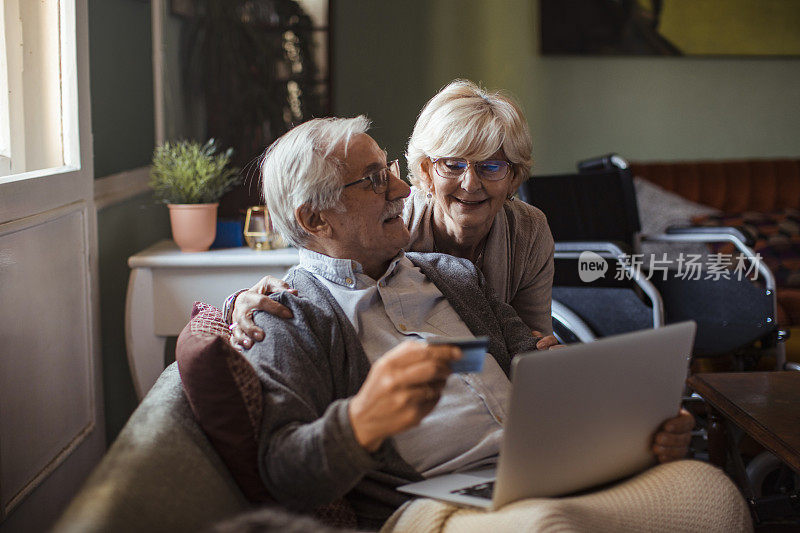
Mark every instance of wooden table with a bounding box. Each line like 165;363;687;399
126;240;298;400
687;372;800;476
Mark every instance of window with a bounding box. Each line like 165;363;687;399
0;0;74;180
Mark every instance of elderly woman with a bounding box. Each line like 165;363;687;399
403;80;552;334
226;79;693;462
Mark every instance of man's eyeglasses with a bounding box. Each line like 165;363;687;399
430;157;512;182
342;159;400;195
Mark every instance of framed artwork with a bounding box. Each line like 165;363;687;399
540;0;800;57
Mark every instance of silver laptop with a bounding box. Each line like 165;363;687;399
397;321;696;510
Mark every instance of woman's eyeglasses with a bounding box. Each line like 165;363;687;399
430;157;512;182
342;159;400;194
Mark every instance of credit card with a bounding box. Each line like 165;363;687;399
427;336;489;373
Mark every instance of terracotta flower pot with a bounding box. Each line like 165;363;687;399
168;203;218;252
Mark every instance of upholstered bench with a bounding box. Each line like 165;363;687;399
631;158;800;327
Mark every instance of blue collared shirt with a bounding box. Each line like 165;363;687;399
298;248;511;477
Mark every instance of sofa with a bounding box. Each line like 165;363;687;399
52;360;362;533
53;361;757;533
51;303;755;532
52;300;363;533
631;158;800;327
52;364;250;533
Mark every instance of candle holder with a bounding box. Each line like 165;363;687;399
243;206;284;250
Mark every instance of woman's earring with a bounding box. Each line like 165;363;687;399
426;191;433;199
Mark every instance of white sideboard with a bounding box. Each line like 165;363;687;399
125;240;299;399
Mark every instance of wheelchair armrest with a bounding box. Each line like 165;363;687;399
552;240;665;328
664;225;755;247
554;240;633;257
642;227;775;291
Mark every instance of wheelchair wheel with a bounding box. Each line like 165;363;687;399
747;451;800;498
551;300;596;345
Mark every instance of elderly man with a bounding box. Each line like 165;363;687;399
243;117;692;529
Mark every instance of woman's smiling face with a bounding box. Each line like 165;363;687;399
421;148;517;237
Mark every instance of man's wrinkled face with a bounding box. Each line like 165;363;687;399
321;134;411;268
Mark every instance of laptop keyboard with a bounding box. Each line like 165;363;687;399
451;481;495;500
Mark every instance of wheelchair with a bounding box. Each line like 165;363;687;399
519;153;786;370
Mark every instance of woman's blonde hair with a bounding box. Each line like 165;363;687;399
406;80;533;188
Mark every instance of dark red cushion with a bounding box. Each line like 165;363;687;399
176;302;273;503
177;302;358;527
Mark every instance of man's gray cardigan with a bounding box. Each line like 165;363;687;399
245;252;539;528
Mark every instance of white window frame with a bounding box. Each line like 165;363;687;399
0;0;80;183
0;0;90;220
0;1;15;175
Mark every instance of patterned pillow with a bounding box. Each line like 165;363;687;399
176;302;272;503
692;208;800;288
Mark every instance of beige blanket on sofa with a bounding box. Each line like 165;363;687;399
382;460;751;533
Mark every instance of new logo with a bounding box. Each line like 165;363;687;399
578;251;608;282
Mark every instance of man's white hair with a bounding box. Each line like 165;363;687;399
261;116;371;247
406;80;533;189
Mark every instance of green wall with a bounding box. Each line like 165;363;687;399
89;0;171;443
333;0;800;174
97;195;169;442
88;0;155;177
331;1;436;169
